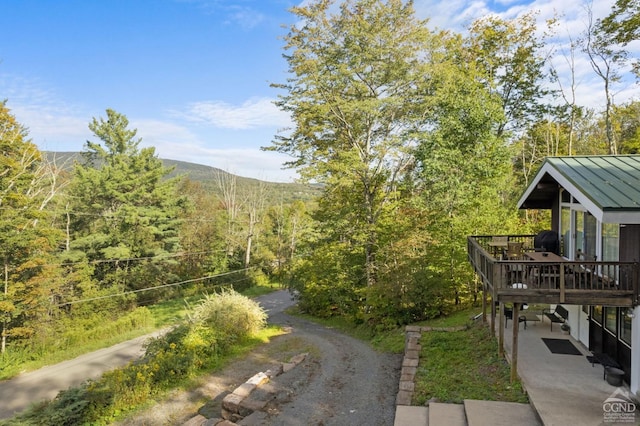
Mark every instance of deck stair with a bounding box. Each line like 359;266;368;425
394;399;541;426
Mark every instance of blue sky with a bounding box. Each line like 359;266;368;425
0;0;633;182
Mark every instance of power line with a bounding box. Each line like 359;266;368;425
17;249;229;271
57;267;256;307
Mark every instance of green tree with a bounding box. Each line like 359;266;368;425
613;101;640;154
583;5;628;154
68;109;185;305
0;102;64;352
174;178;227;286
601;0;640;47
416;34;515;307
271;0;432;294
466;12;552;139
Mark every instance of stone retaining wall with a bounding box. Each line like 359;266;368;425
182;353;308;426
395;325;467;406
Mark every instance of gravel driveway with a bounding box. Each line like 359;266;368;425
1;290;402;425
120;290;402;425
261;291;402;425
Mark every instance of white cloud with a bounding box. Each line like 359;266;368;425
134;118;297;182
176;97;291;130
0;74;93;149
413;0;637;110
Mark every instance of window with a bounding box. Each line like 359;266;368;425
601;223;620;281
605;307;617;334
602;223;619;262
561;207;571;257
592;306;603;325
620;308;632;345
584;212;597;261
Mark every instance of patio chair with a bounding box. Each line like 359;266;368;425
505;242;524;260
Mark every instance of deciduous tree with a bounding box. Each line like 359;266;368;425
0;102;63;352
271;0;432;293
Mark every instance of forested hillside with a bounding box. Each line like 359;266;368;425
44;152;322;204
1;0;638;368
1;107;316;370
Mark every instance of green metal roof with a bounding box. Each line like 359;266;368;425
518;155;640;223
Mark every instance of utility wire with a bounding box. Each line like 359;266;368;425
57;267;256;307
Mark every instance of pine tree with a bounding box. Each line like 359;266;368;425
68;109;185;302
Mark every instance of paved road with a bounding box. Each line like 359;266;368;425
0;330;168;419
0;291;293;420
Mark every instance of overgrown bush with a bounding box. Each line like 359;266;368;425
6;290;266;425
186;289;267;348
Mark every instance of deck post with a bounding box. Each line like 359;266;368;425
559;265;565;303
482;280;487;324
511;302;520;383
498;302;504;357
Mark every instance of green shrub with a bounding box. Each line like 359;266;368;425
187;289;267;348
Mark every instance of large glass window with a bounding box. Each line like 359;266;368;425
575;211;584;258
620;308;632;345
602;223;620;262
575;211;597;260
584;212;597;260
605;307;617;334
561;206;571;257
592;306;603;325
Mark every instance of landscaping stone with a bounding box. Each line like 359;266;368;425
222;393;244;414
220;408;233;421
184;352;310;424
182;414;207;426
246;372;269;387
265;364;283;378
399;381;415;392
289;353;307;365
402;358;418;367
405;349;420;359
401;366;417;376
396;390;412;406
233;382;256;398
215;420;237;426
238;397;268;417
282;362;296;372
406;341;421;351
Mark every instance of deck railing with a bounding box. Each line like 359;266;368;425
468;235;640;306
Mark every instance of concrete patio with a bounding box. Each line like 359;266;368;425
394;311;639;425
500;311;638;425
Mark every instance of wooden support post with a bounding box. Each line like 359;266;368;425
559;266;565;303
482;281;487;324
490;291;496;336
498;302;504;357
511;302;520;383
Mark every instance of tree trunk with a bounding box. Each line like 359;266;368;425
2;262;8;354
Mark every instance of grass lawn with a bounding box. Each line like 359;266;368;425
412;307;528;405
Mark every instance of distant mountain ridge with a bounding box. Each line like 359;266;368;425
44;151;321;203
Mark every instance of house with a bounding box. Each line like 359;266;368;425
467;155;640;393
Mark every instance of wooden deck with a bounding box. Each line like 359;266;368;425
468;235;640;307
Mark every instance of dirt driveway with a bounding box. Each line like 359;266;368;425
119;290;402;425
0;290;402;425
